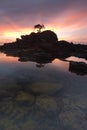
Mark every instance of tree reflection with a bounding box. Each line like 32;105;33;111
36;63;45;68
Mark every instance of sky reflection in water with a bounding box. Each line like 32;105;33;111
0;53;87;130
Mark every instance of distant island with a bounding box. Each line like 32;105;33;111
0;27;87;75
0;28;87;59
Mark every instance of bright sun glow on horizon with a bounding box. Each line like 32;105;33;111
0;26;75;43
0;1;87;45
0;24;87;45
0;28;33;44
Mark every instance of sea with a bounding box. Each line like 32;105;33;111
0;52;87;130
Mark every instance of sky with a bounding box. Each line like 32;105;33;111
0;0;87;44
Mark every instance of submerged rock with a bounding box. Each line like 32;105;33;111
28;82;63;95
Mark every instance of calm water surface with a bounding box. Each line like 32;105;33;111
0;53;87;130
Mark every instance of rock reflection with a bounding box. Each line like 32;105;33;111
0;30;87;129
0;52;87;130
1;49;87;75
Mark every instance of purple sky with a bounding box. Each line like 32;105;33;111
0;0;87;44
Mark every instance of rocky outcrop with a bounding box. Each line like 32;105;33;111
58;41;87;59
0;30;87;60
69;61;87;75
0;30;58;51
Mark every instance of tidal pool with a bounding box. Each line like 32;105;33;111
0;53;87;130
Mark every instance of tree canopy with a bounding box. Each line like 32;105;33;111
34;24;45;33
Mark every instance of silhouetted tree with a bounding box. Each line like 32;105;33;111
34;24;45;33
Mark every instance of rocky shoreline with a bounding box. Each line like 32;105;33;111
0;30;87;75
0;30;87;59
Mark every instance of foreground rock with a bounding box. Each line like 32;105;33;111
69;61;87;75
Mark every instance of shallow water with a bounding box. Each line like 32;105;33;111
0;53;87;130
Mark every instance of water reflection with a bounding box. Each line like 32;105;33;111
66;56;87;64
0;52;87;130
0;50;87;76
0;53;18;62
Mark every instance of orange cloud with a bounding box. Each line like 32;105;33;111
44;9;87;43
0;8;87;44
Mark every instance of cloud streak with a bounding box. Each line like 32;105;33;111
0;0;87;43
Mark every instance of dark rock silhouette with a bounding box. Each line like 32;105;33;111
0;29;87;67
58;40;87;60
0;30;87;60
0;30;58;51
69;61;87;75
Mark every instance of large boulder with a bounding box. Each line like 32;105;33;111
34;30;58;50
20;30;58;51
41;30;58;43
0;30;58;51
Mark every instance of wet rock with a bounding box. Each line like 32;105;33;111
69;61;87;75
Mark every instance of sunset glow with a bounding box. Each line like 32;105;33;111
0;53;18;62
0;0;87;44
52;59;69;70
